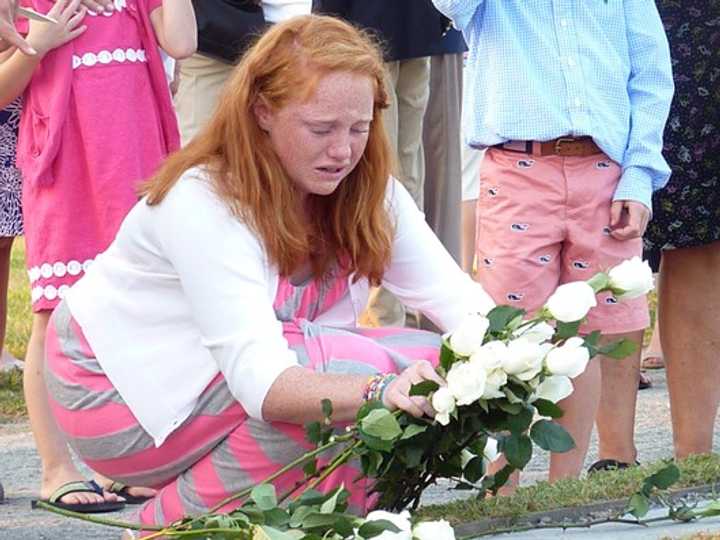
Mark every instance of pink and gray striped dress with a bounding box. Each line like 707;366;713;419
45;263;440;531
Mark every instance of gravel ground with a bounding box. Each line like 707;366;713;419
1;368;719;539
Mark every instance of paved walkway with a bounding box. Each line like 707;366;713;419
1;368;719;539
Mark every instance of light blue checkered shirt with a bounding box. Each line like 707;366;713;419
431;0;674;210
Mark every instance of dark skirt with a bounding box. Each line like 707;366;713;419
644;0;720;271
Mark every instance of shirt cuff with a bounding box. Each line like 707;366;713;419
613;166;654;212
235;349;299;421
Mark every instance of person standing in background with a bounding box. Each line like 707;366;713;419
175;0;314;146
644;0;720;459
432;0;673;486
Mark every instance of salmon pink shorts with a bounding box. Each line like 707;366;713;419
474;148;650;334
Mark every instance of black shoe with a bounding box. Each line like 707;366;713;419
587;459;639;474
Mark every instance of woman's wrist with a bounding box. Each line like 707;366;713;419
362;373;397;404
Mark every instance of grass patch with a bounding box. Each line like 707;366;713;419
7;237;31;359
416;454;720;526
0;368;25;421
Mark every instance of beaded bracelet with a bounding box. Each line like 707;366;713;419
362;374;397;403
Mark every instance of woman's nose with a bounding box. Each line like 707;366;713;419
327;139;352;161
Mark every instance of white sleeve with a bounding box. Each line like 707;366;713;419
153;174;298;420
382;179;495;333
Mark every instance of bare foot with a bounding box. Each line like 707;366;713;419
41;466;123;506
95;473;157;501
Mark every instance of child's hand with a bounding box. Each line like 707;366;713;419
26;0;86;56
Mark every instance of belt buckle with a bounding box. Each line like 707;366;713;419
554;137;577;156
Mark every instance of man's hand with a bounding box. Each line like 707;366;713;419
0;0;37;55
609;200;651;240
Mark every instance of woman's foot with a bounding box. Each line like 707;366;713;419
96;474;156;504
41;466;123;509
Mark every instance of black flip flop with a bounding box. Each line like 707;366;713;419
106;481;154;505
587;459;640;474
31;480;126;513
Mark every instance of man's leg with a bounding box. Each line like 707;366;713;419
595;330;643;465
174;53;234;146
422;53;463;262
366;58;430;327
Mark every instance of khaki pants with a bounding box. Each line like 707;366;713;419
364;57;431;328
173;53;235;146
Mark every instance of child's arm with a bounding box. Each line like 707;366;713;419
149;0;196;60
0;0;86;108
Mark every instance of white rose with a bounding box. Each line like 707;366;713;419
544;337;590;378
608;256;654;300
449;313;490;356
482;368;507;399
502;338;545;381
545;281;597;323
447;360;487;406
364;510;412;540
483;436;500;463
514;321;555;344
470;341;508;370
431;387;456;426
532;375;574;404
413;520;456;540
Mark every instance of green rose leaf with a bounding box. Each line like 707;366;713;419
289;506;313;528
263;508;290;528
302;511;348;529
321;399;333;419
599;338;638;359
251;484;277;511
440;339;455;372
555;320;582;340
464;455;485;483
409;380;440;397
507;406;534;434
360;409;402;441
305;421;322;444
533;399;564;419
488;305;526;333
260;525;302;540
358;519;402;539
503;433;532;469
628;493;650;518
646;463;680;490
319;487;344;514
530;420;576;452
400;423;428;440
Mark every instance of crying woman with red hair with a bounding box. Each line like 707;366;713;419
42;15;494;531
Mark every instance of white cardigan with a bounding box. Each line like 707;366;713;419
67;168;495;446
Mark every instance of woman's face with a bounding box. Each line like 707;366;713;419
255;71;375;199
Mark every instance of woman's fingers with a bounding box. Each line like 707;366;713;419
58;0;83;23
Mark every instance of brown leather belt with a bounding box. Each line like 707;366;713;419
495;137;602;157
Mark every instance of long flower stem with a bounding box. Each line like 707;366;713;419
460;513;674;539
206;434;352;514
302;441;363;495
32;501;163;531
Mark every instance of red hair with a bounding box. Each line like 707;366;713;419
142;15;393;284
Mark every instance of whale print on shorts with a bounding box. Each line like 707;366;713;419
511;223;530;232
482;257;495;267
538;254;553;264
572;260;591;270
488;186;499;197
516;159;535;169
507;292;525;302
595;160;612;169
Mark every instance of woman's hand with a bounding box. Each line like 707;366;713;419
382;360;445;418
27;0;86;56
